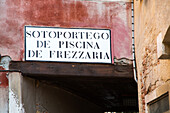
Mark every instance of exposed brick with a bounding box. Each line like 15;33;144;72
135;0;170;112
142;99;145;105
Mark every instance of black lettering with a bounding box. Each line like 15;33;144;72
37;41;40;48
66;41;68;48
57;51;59;58
32;31;40;38
101;33;109;40
46;41;50;48
49;31;56;38
75;42;82;48
50;51;52;58
72;32;75;39
41;31;48;38
94;42;100;49
72;51;77;58
35;50;42;58
63;32;71;39
93;52;95;59
57;51;62;58
83;42;85;49
59;41;64;48
100;52;102;59
44;41;47;48
104;53;110;59
28;50;35;57
57;31;62;38
66;51;71;59
26;31;31;38
93;32;100;39
36;50;38;57
87;42;93;48
74;32;78;39
95;52;98;59
78;32;85;39
69;41;75;48
85;52;91;59
86;32;93;39
37;41;50;48
79;51;84;58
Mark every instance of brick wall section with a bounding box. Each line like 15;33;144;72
134;0;170;112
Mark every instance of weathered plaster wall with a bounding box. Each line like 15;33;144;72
9;72;26;113
0;0;132;61
0;87;8;113
9;72;103;113
0;63;9;112
0;0;132;112
134;0;170;112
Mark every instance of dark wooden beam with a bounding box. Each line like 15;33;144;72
9;61;138;111
9;61;133;78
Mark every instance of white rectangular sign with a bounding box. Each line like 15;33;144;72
25;26;112;63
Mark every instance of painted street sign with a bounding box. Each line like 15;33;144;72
25;26;112;63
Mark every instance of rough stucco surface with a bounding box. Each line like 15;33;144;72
9;72;25;113
0;87;8;113
134;0;170;112
0;66;9;112
0;0;132;61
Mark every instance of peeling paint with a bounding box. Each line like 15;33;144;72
0;56;9;113
135;0;170;112
0;87;9;113
0;67;8;87
0;0;132;62
0;56;11;87
9;89;25;113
